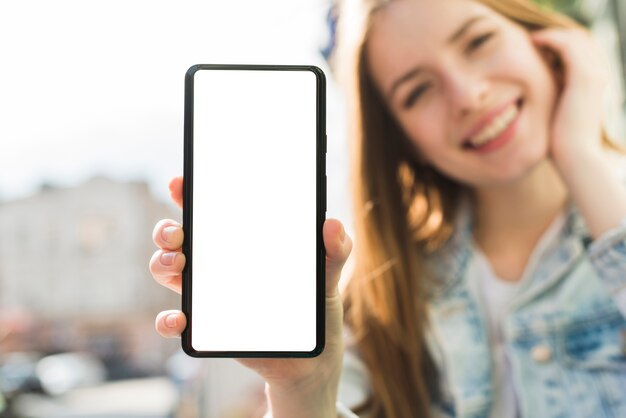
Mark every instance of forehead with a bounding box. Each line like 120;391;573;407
368;0;494;48
366;0;498;89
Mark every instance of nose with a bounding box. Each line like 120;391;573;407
444;70;489;119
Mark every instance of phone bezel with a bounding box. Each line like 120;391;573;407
181;64;327;358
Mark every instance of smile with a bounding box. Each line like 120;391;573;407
463;98;523;152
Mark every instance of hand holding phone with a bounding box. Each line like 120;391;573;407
148;64;354;407
149;178;353;408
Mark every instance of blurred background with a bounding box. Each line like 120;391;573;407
0;0;624;417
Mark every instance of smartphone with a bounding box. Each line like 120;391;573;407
181;64;326;358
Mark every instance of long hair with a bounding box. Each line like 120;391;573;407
330;0;625;417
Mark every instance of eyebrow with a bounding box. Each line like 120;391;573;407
386;15;486;101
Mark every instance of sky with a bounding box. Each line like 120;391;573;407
0;0;350;223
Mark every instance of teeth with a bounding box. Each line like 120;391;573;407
468;103;519;147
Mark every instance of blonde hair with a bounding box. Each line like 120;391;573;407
331;0;625;417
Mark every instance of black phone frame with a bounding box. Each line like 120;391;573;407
181;64;327;358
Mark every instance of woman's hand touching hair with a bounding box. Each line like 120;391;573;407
529;27;610;171
530;28;626;239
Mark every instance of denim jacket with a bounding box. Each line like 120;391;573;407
421;196;626;418
264;162;626;418
330;170;626;418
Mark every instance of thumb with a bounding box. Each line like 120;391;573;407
169;176;184;209
323;218;352;299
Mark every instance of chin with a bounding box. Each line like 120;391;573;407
501;136;549;177
499;154;550;186
470;156;546;188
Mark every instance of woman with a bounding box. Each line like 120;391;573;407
149;0;626;416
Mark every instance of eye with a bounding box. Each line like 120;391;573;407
466;31;495;52
403;82;431;109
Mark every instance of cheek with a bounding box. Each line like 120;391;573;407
500;37;557;100
400;111;447;158
522;55;559;133
526;53;557;103
493;42;558;128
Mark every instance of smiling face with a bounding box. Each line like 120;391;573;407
365;0;558;188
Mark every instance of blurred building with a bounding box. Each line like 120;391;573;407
0;176;182;374
0;177;288;417
0;176;178;318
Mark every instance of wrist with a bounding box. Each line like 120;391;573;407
265;378;339;418
553;145;604;181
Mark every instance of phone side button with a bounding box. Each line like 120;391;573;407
324;174;328;212
324;133;327;154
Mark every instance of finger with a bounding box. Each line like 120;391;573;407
530;28;608;90
169;176;183;208
149;250;186;294
152;219;184;251
529;29;574;63
529;27;587;45
323;218;353;298
529;28;594;69
529;30;570;88
155;310;187;338
529;30;569;63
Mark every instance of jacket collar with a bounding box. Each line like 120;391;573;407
426;194;591;300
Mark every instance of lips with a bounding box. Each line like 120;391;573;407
461;97;523;149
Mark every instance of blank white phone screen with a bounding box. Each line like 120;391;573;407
191;69;318;352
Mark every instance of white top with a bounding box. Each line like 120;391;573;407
473;248;522;418
471;211;567;418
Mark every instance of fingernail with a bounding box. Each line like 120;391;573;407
162;226;177;242
161;252;177;266
339;226;346;244
165;314;178;328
